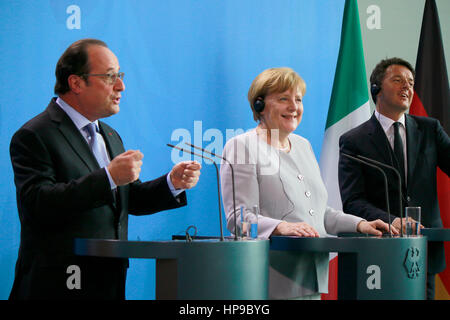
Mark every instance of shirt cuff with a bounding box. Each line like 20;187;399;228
104;167;117;190
167;171;185;197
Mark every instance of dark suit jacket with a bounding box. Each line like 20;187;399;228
338;113;450;273
9;98;186;299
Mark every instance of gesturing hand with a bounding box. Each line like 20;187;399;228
108;150;144;186
170;161;202;190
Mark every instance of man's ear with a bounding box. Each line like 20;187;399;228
67;74;84;94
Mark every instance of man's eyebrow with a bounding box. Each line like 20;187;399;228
391;74;412;80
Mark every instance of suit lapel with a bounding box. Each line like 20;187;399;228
99;121;126;212
98;122;124;160
405;114;422;188
48;99;124;215
366;114;393;165
47;100;100;172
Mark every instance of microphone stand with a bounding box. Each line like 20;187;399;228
356;155;404;237
341;153;392;236
185;143;238;241
167;143;224;241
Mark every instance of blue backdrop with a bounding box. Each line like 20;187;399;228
0;0;344;299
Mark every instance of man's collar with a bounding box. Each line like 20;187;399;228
374;109;405;132
55;97;99;130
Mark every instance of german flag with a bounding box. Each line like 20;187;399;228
410;0;450;300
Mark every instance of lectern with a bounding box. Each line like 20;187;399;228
422;228;450;241
74;238;269;300
270;235;427;300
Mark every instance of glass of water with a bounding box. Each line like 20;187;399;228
244;205;259;239
405;207;421;237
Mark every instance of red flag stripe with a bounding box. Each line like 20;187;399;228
437;170;450;295
410;0;450;299
410;92;429;117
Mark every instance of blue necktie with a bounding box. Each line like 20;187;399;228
85;122;109;168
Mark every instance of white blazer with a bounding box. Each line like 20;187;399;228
220;130;363;299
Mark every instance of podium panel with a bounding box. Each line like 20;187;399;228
422;228;450;241
270;236;427;300
74;238;269;300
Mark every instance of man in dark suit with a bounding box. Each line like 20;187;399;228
338;57;450;299
9;39;201;300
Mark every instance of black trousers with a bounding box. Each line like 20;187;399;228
427;272;435;300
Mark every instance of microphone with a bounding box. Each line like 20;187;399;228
355;154;404;237
341;152;392;236
167;143;224;241
185;142;238;241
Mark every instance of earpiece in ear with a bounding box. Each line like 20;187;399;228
371;83;380;96
370;83;381;104
254;97;265;113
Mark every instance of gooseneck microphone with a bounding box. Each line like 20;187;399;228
341;152;392;236
185;142;238;241
355;154;404;237
167;143;224;241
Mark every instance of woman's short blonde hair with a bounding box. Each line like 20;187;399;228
247;67;306;121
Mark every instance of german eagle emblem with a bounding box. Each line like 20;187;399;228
403;247;420;279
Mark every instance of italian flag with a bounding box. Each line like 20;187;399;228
319;0;371;300
410;0;450;300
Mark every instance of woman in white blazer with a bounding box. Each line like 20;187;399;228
220;67;396;299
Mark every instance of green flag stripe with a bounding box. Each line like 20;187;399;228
325;0;368;129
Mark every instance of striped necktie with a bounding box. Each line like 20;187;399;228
85;122;109;168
